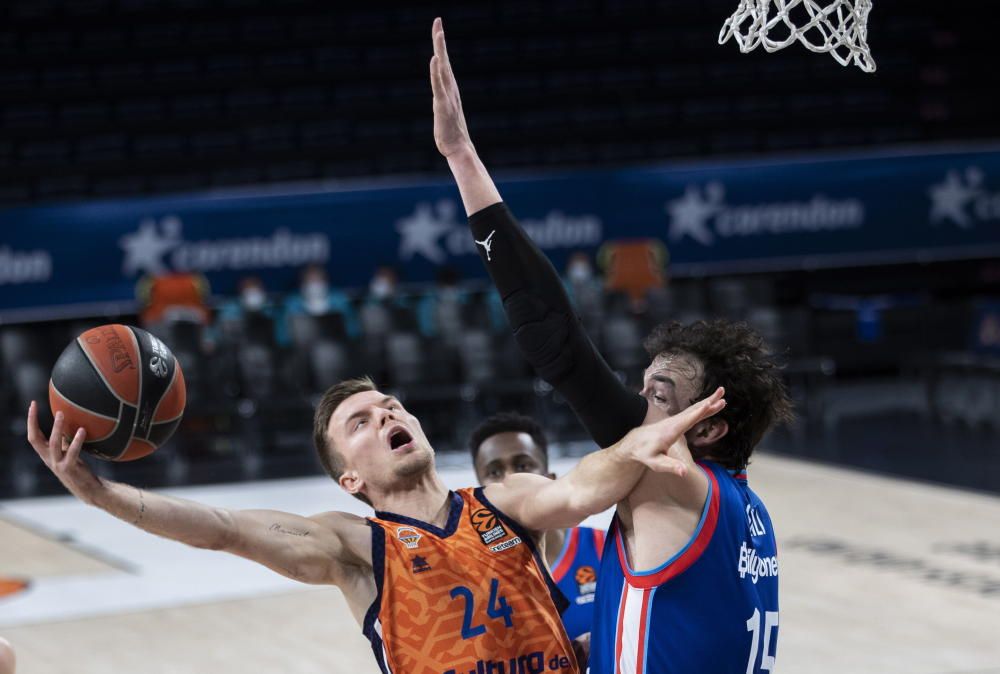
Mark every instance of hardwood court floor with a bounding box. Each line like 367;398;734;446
0;516;116;578
2;453;999;674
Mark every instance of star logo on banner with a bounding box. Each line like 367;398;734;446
929;168;983;228
666;182;725;246
396;200;457;264
119;216;183;276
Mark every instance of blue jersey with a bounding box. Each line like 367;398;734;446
551;526;605;640
590;462;779;674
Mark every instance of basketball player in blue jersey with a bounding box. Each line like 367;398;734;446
431;17;794;673
469;413;605;663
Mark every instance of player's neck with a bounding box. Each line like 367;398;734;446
372;473;452;527
544;528;567;568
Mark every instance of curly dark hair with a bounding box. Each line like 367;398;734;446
468;412;549;468
643;320;794;470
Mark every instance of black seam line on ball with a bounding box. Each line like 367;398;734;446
49;380;121;443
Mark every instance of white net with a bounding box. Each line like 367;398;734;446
719;0;876;72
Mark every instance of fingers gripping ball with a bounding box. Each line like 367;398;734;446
48;324;186;461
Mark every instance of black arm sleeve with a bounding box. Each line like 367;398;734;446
469;202;647;447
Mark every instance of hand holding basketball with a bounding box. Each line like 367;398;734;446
430;17;473;158
619;387;727;476
26;401;102;504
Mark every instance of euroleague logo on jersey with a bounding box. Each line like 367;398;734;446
469;507;508;545
575;565;597;601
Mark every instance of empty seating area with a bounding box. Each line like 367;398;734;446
1;0;995;206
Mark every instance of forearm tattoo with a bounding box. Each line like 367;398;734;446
269;523;310;537
132;487;146;525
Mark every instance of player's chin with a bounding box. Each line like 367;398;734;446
392;447;434;478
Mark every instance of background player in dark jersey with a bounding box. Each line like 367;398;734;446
469;412;605;664
431;17;793;673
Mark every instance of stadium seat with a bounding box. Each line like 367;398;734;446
457;329;496;386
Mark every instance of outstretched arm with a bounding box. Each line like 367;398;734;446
485;388;725;531
26;403;364;585
430;18;648;447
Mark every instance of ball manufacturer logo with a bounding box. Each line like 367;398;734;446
98;327;135;373
396;526;422;550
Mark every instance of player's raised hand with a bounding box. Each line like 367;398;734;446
26;401;101;503
619;387;726;476
430;17;473;158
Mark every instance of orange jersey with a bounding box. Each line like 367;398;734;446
364;488;579;674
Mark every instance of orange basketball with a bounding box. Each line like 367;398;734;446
48;324;186;461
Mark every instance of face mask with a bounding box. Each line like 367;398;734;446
370;277;393;299
569;263;592;283
302;280;328;300
241;288;266;311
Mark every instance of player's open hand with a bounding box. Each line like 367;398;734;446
430;17;473;158
26;401;101;503
619;387;726;476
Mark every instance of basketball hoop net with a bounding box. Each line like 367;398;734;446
719;0;876;73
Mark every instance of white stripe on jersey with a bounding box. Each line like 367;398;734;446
617;583;650;674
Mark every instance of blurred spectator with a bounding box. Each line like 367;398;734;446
284;264;359;340
417;266;468;340
367;265;399;303
361;265;419;337
972;301;1000;355
137;272;211;328
217;276;283;344
563;251;604;332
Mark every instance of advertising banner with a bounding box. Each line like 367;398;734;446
2;147;999;320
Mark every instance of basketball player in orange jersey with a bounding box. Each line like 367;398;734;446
26;376;725;674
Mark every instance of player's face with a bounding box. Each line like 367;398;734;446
474;432;552;486
640;352;706;422
327;390;434;496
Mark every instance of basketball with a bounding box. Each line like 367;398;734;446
48;324;186;461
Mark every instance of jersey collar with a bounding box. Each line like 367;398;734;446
374;490;464;539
